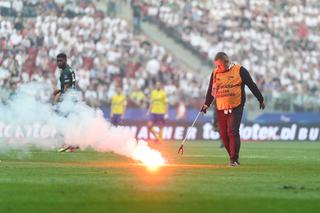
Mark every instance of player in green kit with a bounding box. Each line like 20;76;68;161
53;53;76;102
54;53;78;152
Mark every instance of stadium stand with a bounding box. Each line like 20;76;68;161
1;0;319;115
142;0;320;111
0;0;207;110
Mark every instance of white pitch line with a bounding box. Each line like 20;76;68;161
8;152;317;160
183;155;320;160
184;155;268;159
26;152;267;159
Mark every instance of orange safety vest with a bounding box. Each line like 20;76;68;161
212;64;242;110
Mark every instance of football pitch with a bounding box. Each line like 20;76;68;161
0;141;320;213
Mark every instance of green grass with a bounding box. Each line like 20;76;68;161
1;141;320;213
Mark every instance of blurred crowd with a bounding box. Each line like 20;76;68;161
142;0;320;100
1;0;320;112
0;0;207;109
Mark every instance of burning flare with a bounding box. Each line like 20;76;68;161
132;140;165;171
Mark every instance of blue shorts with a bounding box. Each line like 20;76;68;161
150;113;165;125
111;114;122;126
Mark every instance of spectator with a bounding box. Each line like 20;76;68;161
132;1;142;34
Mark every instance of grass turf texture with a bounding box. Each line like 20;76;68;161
0;141;320;213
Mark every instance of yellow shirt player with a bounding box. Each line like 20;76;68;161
147;82;167;143
111;87;126;126
130;85;146;108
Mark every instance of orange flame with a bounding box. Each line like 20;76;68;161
132;140;165;171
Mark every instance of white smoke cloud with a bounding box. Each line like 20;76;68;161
0;83;165;165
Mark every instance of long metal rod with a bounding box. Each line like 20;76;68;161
180;111;201;146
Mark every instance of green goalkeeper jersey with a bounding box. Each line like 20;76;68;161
59;65;76;93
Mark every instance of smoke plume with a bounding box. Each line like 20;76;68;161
0;83;164;164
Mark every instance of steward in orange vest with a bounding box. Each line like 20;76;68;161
212;63;242;110
201;52;265;166
207;62;264;111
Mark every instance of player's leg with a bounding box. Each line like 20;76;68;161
53;90;62;103
147;114;161;142
157;114;166;143
111;114;120;126
53;90;68;152
147;120;156;139
158;126;163;143
149;125;161;141
54;89;79;152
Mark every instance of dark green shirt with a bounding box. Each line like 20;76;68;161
59;65;76;93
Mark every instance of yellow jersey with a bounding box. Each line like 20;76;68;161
111;94;126;114
150;89;167;114
130;90;146;102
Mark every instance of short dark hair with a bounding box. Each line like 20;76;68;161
57;53;67;60
214;52;229;63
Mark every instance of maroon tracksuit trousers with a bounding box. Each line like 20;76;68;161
216;106;243;162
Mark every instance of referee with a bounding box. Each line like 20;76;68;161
201;52;265;166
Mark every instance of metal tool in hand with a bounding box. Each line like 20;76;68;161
178;111;202;155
